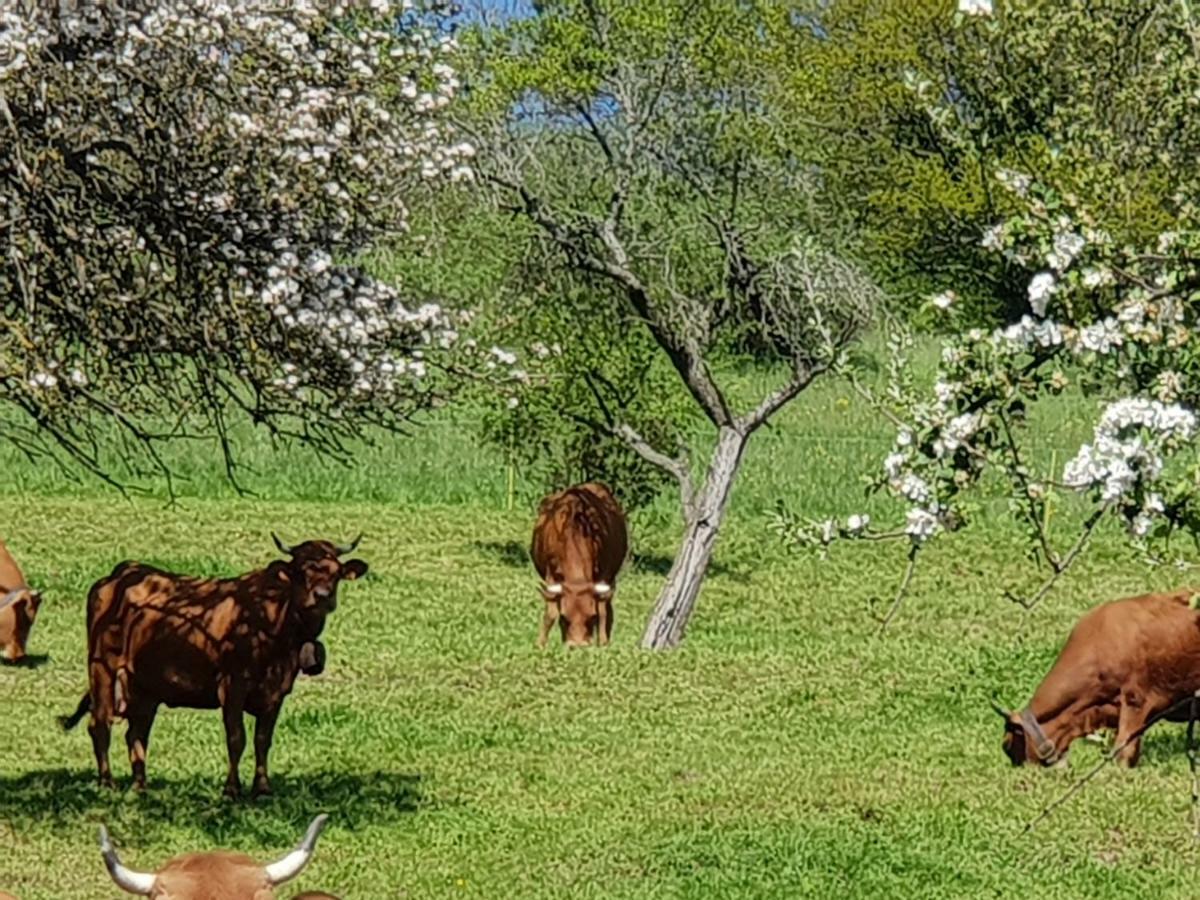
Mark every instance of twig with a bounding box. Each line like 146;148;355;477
1005;502;1112;611
873;544;920;634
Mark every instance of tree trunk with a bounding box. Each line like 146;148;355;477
640;425;748;650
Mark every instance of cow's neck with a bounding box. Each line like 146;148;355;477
1025;693;1095;759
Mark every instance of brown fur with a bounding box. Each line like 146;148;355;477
65;540;367;796
102;845;340;899
0;539;41;663
530;482;628;647
1000;589;1200;768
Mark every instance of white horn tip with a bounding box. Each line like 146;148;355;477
594;582;612;596
264;814;330;885
98;825;157;895
543;583;563;595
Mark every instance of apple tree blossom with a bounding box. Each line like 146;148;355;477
773;0;1200;626
0;0;509;488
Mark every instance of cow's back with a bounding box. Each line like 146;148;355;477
532;482;627;582
1034;589;1200;711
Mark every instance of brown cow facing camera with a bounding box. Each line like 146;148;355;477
60;535;367;797
98;813;339;899
531;482;628;647
992;588;1200;768
0;539;42;664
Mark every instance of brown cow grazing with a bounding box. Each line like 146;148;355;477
992;588;1200;768
531;482;628;648
98;813;339;899
0;538;42;664
60;536;367;797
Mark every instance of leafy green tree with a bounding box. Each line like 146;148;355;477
462;0;879;649
770;0;1193;325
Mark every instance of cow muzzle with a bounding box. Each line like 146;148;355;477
299;640;326;676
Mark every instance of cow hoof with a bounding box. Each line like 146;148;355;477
223;783;242;800
132;779;147;793
251;782;272;799
99;775;115;790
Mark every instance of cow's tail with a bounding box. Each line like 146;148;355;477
58;693;90;731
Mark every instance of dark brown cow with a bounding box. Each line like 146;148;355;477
531;482;628;647
0;538;42;664
99;813;339;899
60;536;367;797
993;588;1200;768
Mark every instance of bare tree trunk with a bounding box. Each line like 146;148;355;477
640;425;748;650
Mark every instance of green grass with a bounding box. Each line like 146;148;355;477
3;373;1200;899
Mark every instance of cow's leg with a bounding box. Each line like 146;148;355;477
251;706;281;798
598;599;613;646
219;685;247;798
537;602;559;648
1115;693;1156;768
125;701;158;792
89;718;114;790
88;667;115;789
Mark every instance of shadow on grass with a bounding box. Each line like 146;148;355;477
0;653;50;669
0;767;423;847
473;541;751;584
628;552;750;583
472;540;529;569
1137;725;1193;765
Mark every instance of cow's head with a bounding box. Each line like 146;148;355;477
541;577;612;647
991;698;1059;767
270;534;368;641
99;813;333;899
0;587;42;663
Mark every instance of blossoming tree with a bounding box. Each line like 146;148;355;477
0;0;496;488
775;0;1200;624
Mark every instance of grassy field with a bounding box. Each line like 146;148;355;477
5;372;1200;899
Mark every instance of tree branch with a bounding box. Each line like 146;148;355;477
740;362;824;433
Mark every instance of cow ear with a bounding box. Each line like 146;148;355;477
341;559;368;580
267;561;292;584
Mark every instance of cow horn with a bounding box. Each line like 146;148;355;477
989;696;1014;719
594;582;612;597
542;582;563;596
272;533;294;555
264;814;329;885
97;825;157;895
335;533;363;555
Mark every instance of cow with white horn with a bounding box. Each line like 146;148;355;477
98;813;339;899
531;482;628;647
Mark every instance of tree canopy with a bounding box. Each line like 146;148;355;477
0;0;504;488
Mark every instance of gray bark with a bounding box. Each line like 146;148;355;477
640;425;747;650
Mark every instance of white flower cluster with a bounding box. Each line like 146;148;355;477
5;1;485;408
1063;399;1195;514
254;246;480;397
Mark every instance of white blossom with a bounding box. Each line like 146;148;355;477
1047;230;1086;272
958;0;993;15
931;290;956;310
1027;272;1056;317
846;514;870;535
980;223;1004;251
905;508;939;543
